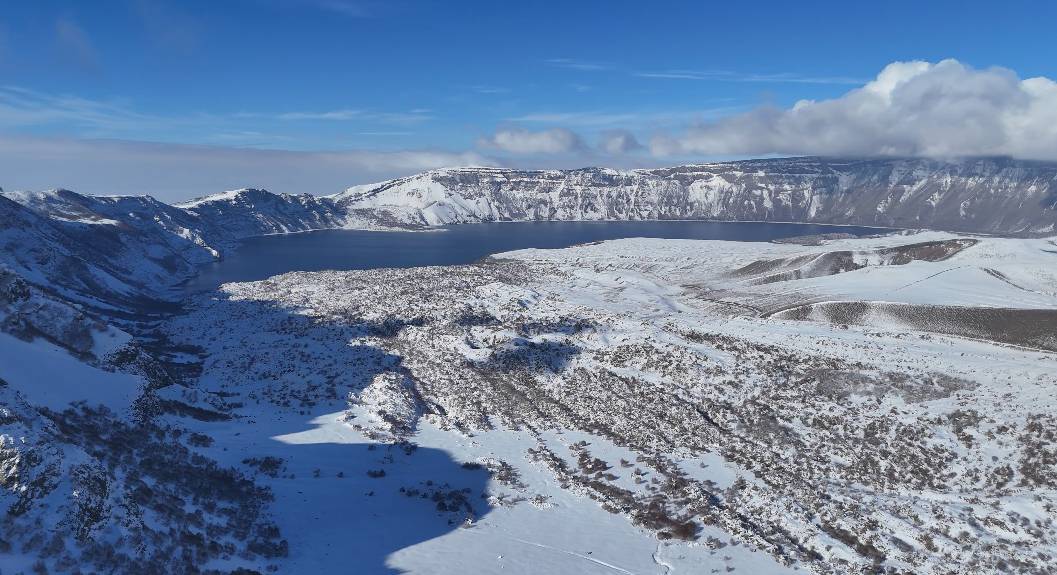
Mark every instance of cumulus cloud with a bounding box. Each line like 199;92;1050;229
597;130;643;155
0;135;496;201
651;59;1057;161
479;127;585;155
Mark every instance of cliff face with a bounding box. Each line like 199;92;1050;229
334;158;1057;235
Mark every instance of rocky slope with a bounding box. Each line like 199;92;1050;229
162;231;1057;574
332;157;1057;234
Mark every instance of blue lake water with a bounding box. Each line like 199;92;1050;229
189;220;887;290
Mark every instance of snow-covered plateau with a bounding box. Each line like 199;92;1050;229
2;157;1057;574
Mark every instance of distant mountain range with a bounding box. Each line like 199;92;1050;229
3;156;1056;307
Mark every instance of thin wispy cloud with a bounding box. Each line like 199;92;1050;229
130;0;201;53
0;86;159;133
276;108;431;125
54;17;99;69
470;85;510;94
635;69;867;85
507;106;743;129
204;130;296;148
0;24;8;64
0;134;496;199
293;0;373;17
0;87;434;149
546;58;613;71
292;0;410;18
276;109;364;121
508;111;642;127
545;57;862;85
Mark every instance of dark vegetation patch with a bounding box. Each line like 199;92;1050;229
6;406;286;574
775;302;1057;351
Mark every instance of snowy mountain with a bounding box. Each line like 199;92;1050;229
0;190;220;309
4;156;1055;311
177;188;349;238
332;157;1057;234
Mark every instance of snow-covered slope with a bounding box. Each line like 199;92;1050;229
156;231;1057;574
177;188;349;238
0;261;287;574
0;190;221;309
333;158;1057;234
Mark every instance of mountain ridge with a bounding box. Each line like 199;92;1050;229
328;156;1057;232
3;156;1056;308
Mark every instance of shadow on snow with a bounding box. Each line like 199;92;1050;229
166;291;497;574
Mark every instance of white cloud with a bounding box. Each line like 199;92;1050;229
0;135;496;201
597;130;643;155
651;59;1057;160
479;127;585;155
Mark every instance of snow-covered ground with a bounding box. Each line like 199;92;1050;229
0;333;140;412
148;231;1057;574
2;229;1056;573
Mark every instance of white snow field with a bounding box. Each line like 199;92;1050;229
150;231;1057;574
2;228;1056;573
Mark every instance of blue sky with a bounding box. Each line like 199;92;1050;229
2;1;1056;199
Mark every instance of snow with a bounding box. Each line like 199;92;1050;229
4;162;1057;573
174;188;252;208
0;332;141;411
179;398;798;575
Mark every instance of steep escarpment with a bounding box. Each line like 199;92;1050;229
333;157;1057;234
